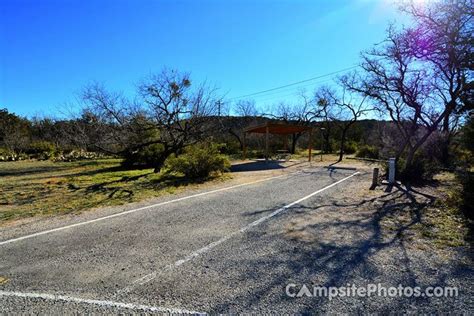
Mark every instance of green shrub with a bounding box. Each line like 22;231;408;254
459;171;474;220
323;140;336;153
0;147;14;161
25;141;57;160
216;142;241;156
165;143;230;179
343;141;357;155
355;145;379;159
122;143;165;168
397;152;439;183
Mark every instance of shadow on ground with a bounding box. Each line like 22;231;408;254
209;185;473;313
231;160;305;172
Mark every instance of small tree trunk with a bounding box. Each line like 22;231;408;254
440;133;451;166
152;152;172;173
338;130;347;162
228;129;243;151
404;146;416;173
238;138;244;152
407;127;438;169
324;133;330;153
291;133;301;154
396;138;410;161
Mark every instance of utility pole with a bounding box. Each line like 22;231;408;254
216;100;222;116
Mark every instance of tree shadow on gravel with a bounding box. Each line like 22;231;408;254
209;186;472;314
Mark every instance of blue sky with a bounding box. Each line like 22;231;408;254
0;0;407;118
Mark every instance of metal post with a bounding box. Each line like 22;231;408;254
388;158;396;184
308;128;313;162
242;132;247;160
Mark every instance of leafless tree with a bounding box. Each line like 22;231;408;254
75;69;221;171
316;81;372;162
262;99;313;153
346;0;473;172
310;87;337;153
216;100;261;151
234;100;258;117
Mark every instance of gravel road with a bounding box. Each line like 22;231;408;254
0;165;472;314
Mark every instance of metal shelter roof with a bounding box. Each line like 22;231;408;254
244;122;312;135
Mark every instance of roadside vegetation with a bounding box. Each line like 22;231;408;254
0;1;472;241
380;172;472;249
0;156;230;224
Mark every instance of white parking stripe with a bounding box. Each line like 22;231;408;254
116;171;360;296
0;290;205;314
0;173;289;246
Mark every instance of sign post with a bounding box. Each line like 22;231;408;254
388;158;396;184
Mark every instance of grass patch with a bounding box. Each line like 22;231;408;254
415;206;468;248
373;172;470;248
420;172;472;248
0;159;228;224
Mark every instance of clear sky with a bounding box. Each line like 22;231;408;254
0;0;407;118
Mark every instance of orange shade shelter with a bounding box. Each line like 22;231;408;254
243;122;313;162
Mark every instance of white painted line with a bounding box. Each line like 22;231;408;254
0;173;290;246
116;171;360;296
0;290;205;314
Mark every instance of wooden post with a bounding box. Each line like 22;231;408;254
308;128;313;162
284;134;289;152
370;167;379;190
265;124;269;163
242;132;247;160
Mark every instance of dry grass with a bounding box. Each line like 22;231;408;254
0;159;229;225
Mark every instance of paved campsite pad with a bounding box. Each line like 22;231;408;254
0;166;472;313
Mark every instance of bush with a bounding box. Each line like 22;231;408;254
397;152;439;183
122;144;165;168
343;141;357;155
355;145;379;159
459;171;474;220
165;143;230;179
0;147;22;161
323;140;337;153
216;142;241;156
25;141;57;160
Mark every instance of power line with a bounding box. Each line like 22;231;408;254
228;65;358;101
247;77;334;101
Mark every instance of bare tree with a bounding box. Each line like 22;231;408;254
235;100;258;117
346;0;472;174
216;100;260;152
75;69;221;171
316;82;372;162
310;87;337;154
263;99;313;154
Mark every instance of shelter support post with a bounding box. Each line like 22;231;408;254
244;123;313;163
242;132;247;160
265;125;269;162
